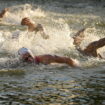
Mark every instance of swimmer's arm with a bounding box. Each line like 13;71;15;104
95;38;105;49
40;31;49;39
97;53;103;59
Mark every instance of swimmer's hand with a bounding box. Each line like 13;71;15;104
40;31;49;39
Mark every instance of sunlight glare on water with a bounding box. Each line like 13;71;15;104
0;0;105;105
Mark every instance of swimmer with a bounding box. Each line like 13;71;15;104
18;47;80;67
73;28;105;58
0;8;9;18
21;17;49;39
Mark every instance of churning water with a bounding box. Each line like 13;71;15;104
0;0;105;105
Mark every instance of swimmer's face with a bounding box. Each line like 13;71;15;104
21;17;31;25
21;53;33;62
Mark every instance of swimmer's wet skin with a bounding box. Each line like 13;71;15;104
18;47;80;67
0;8;9;18
73;28;105;59
21;17;49;39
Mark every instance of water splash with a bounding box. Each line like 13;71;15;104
0;3;105;68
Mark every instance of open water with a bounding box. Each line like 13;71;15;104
0;0;105;105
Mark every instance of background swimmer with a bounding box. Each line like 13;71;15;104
21;17;49;39
0;8;9;18
73;28;105;58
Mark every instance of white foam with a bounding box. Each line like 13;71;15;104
2;4;46;25
72;58;81;67
0;3;105;68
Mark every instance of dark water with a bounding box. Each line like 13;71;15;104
0;0;105;105
0;65;105;105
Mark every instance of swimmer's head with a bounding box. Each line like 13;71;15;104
21;17;32;25
18;47;29;55
18;47;34;58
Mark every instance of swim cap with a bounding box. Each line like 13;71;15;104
18;47;34;58
18;47;29;55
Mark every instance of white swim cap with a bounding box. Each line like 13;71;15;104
18;47;29;55
18;47;34;58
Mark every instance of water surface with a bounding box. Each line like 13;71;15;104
0;0;105;105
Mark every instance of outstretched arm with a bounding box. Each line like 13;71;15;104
95;37;105;49
35;24;49;39
85;37;105;50
83;37;105;57
36;55;80;67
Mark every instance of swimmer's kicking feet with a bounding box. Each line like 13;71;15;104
0;8;9;18
21;17;49;39
18;47;80;67
73;28;105;58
